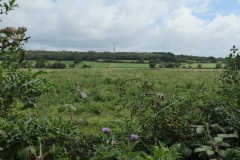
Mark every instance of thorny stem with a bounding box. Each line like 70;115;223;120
135;100;178;132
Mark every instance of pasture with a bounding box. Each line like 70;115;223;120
36;68;221;135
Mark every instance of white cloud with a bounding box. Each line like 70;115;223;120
0;0;239;56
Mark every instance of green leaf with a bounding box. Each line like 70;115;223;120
194;148;206;153
80;91;87;99
110;120;126;125
9;0;16;7
218;150;226;157
201;146;212;151
103;150;120;158
30;146;36;155
196;127;204;134
211;124;226;133
219;141;230;147
69;105;77;111
217;134;227;138
58;104;71;113
127;152;142;158
130;141;139;150
18;147;31;160
214;137;223;143
217;134;238;138
181;147;192;157
206;150;214;156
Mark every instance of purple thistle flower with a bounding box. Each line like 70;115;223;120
102;127;110;134
131;134;138;141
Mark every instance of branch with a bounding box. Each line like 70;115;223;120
0;36;30;50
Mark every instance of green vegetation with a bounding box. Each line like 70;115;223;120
1;1;240;160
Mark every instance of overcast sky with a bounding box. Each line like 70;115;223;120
0;0;240;57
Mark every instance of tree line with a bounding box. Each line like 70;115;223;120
0;50;223;63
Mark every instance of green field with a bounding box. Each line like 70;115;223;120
36;68;221;134
108;63;149;68
181;62;225;68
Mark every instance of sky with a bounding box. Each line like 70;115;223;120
0;0;240;57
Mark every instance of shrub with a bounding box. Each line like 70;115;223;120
216;63;223;69
198;63;202;68
159;63;165;68
83;64;91;68
165;63;175;68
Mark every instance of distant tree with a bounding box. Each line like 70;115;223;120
165;63;174;68
149;59;156;68
138;57;144;63
74;56;82;64
155;58;162;64
51;62;58;68
35;59;46;68
208;56;217;63
216;63;223;69
83;64;91;68
50;61;66;69
58;62;66;69
149;63;156;68
174;62;181;68
69;63;75;68
188;65;192;68
159;63;165;68
47;63;51;68
83;64;88;68
182;66;186;68
198;64;202;68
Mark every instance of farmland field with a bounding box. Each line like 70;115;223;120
108;62;149;68
35;68;222;135
181;62;225;68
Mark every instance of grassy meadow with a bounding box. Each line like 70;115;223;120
35;68;222;135
181;62;225;68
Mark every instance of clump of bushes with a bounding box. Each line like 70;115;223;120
47;61;66;69
83;64;91;68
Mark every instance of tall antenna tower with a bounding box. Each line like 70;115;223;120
113;42;115;53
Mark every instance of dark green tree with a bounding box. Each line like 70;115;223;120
149;59;156;68
138;57;144;63
216;63;223;69
35;59;46;68
198;64;202;68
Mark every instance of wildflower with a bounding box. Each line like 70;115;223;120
130;134;138;141
102;127;110;134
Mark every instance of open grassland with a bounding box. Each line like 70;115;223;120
108;62;149;68
181;62;225;68
34;68;222;135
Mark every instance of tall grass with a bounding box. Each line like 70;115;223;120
36;68;221;135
